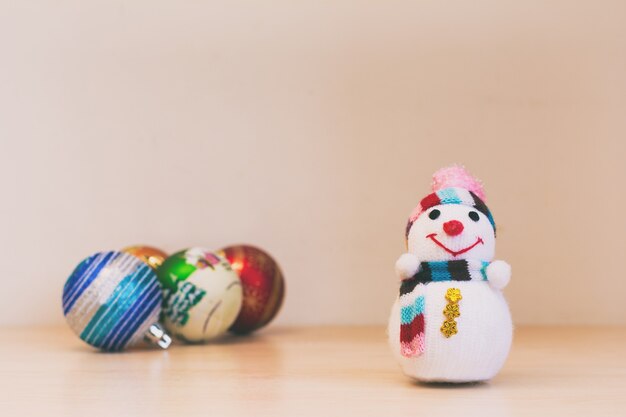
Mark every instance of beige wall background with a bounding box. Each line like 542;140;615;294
1;1;624;326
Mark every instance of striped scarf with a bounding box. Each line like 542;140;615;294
399;259;489;358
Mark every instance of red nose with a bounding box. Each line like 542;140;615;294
443;220;464;236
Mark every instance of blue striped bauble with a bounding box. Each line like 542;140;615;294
62;251;167;351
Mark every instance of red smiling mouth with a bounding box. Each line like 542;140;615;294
426;233;484;257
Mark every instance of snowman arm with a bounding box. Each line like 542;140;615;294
395;253;421;280
486;260;511;290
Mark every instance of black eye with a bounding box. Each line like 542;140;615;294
468;211;480;222
428;209;440;220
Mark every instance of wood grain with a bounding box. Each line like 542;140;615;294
0;326;624;416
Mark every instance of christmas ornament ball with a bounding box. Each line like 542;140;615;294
122;245;168;270
217;245;285;334
156;248;243;343
62;251;171;351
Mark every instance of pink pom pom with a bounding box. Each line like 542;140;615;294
431;165;486;201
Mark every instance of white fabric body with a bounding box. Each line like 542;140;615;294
388;281;512;382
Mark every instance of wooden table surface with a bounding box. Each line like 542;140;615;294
1;326;624;416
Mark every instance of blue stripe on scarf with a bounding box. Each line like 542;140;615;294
429;261;452;281
480;261;489;280
401;295;425;324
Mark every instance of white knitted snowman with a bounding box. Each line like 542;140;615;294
388;166;512;383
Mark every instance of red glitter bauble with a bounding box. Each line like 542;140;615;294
217;245;285;334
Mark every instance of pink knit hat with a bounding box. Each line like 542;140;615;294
405;166;496;239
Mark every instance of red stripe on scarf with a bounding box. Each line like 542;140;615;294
400;314;424;343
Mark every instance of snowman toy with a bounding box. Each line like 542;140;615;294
388;165;512;383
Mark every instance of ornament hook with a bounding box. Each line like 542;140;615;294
145;323;172;349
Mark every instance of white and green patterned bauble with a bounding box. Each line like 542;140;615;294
156;248;243;343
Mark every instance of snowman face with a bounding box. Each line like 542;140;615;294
407;204;495;262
